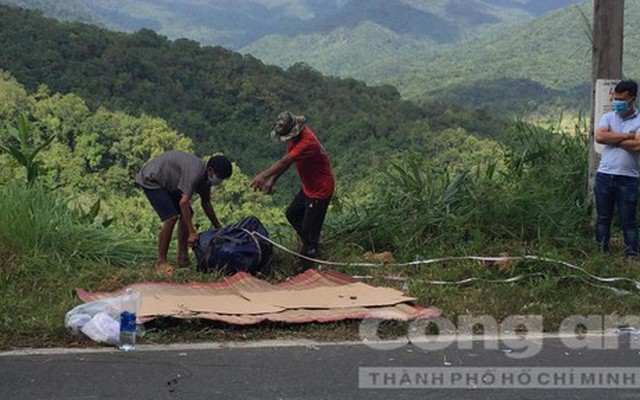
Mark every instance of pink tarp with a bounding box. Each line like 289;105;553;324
76;269;440;325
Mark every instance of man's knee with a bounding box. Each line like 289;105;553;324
163;215;179;227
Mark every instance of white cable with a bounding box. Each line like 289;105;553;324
249;231;640;292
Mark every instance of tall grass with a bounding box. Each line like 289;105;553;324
0;181;155;266
0;182;162;348
328;120;591;258
316;122;640;335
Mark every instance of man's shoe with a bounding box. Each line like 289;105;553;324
300;247;319;270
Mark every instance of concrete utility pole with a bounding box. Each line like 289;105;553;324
589;0;624;212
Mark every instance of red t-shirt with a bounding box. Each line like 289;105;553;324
287;126;335;199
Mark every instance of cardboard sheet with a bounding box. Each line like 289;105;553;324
240;283;416;309
76;269;439;325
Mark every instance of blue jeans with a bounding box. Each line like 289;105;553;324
594;172;639;256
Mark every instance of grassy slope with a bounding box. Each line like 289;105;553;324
6;232;640;350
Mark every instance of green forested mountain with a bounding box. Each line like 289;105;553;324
0;0;580;50
246;1;640;114
395;1;640;113
1;0;599;114
0;0;110;27
0;5;505;195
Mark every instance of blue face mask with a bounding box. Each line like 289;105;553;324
209;176;222;187
613;99;631;114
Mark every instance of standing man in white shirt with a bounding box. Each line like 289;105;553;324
595;80;640;256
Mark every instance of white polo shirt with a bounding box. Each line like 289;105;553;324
598;110;640;178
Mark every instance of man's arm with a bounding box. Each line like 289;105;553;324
595;126;635;144
201;199;222;230
618;132;640;152
178;193;199;246
250;153;294;194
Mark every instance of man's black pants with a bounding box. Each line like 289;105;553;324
285;190;331;257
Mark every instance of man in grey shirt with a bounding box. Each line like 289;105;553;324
135;150;232;270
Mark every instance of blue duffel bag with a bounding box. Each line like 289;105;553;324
194;215;273;273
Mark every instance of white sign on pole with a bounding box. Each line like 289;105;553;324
594;79;620;154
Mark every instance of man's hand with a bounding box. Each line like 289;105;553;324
250;174;265;191
262;177;276;194
188;231;199;248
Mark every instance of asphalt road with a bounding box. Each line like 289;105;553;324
2;335;640;400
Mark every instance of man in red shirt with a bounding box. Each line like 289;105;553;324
250;111;335;267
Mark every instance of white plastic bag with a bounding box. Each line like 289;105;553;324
80;311;120;345
65;296;123;344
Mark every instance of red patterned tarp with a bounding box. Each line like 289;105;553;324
76;269;440;325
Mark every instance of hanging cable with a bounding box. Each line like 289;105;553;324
249;231;640;292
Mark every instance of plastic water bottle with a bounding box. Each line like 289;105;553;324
119;288;140;351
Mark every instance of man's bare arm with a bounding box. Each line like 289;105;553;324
596;126;634;144
201;199;221;230
619;133;640;152
179;194;199;246
250;154;294;192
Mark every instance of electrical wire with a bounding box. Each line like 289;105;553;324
248;231;640;293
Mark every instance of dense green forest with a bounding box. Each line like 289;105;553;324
0;5;507;194
0;66;591;259
0;71;285;239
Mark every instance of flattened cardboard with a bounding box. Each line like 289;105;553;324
140;293;284;316
240;283;416;309
137;283;413;316
76;269;437;324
